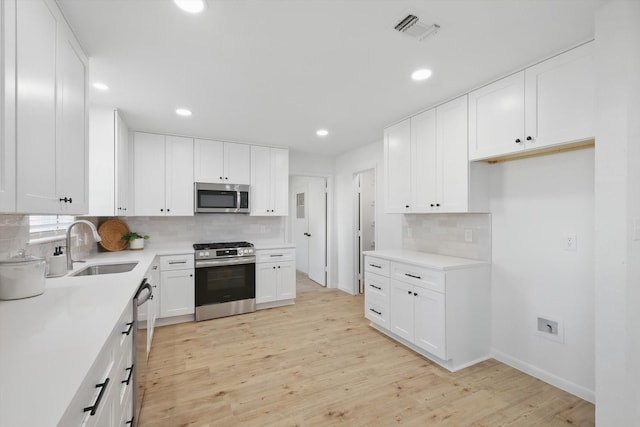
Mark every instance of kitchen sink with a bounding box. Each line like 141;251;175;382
70;262;139;277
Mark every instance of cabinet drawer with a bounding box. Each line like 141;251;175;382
364;257;390;276
365;291;389;329
364;272;389;298
256;249;295;263
160;254;194;270
391;262;445;293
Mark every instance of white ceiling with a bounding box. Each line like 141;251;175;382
57;0;597;157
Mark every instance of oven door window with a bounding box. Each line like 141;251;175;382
198;190;237;209
195;263;256;306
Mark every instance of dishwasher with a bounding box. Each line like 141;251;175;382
133;278;153;427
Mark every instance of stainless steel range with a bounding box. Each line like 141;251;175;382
193;241;256;321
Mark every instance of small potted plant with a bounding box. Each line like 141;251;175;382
121;232;150;251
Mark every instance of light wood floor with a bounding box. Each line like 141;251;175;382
139;274;594;426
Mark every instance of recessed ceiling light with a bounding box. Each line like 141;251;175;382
174;0;205;14
176;108;192;117
316;129;329;137
93;82;109;91
411;68;433;81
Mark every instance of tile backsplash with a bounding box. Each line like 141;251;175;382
88;215;286;253
402;213;492;261
0;214;286;259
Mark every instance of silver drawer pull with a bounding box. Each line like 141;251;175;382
369;284;382;290
169;260;187;264
369;308;382;316
405;273;421;279
270;254;284;257
369;264;382;269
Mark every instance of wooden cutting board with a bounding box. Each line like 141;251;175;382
98;219;130;252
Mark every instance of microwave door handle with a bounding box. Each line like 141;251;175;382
236;191;241;211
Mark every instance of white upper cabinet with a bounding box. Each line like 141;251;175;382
524;42;595;149
469;41;594;161
133;132;194;216
164;135;194;216
88;108;130;216
0;0;16;212
384;119;412;212
15;0;88;214
194;139;250;185
115;111;131;215
385;95;483;213
250;146;288;216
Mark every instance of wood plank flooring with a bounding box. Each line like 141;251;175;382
139;274;594;426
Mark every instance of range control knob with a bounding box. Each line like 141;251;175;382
204;251;210;257
199;252;205;257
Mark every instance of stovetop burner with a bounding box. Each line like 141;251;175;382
193;241;254;251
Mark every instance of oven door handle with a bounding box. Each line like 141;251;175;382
195;256;256;268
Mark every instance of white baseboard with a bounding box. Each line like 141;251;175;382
491;348;595;403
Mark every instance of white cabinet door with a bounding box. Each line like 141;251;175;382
160;269;194;317
250;145;271;215
250;145;288;216
16;0;58;213
0;0;16;212
256;262;278;304
224;142;250;185
524;42;595;150
193;139;224;183
56;33;87;214
384;119;412;213
147;262;160;353
468;71;525;160
133;132;165;216
389;279;414;342
270;147;289;216
276;261;296;300
164;136;193;216
410;109;437;212
414;288;446;359
437;95;469;212
115;110;130;215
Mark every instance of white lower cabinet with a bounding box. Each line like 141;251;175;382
159;254;195;318
364;252;490;372
255;248;296;308
59;302;134;427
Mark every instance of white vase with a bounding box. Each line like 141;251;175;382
129;238;145;250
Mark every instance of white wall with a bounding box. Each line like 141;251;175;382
594;1;640;423
334;140;401;294
289;150;335;175
489;148;595;402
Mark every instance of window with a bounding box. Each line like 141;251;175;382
29;215;75;243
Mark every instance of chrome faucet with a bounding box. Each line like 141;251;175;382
66;220;102;270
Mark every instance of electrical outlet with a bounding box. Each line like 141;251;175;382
564;233;577;251
464;229;473;243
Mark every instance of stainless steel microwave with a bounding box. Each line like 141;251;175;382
194;183;250;213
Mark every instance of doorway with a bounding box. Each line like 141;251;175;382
355;169;376;294
290;176;327;286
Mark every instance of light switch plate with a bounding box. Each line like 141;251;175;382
564;233;577;251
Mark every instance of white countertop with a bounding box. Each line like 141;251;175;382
363;249;488;270
254;242;296;250
0;244;194;427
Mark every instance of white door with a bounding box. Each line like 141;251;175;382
292;178;309;274
307;177;326;286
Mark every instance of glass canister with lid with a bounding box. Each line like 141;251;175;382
0;250;46;300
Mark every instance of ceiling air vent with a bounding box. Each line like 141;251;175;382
394;14;440;41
